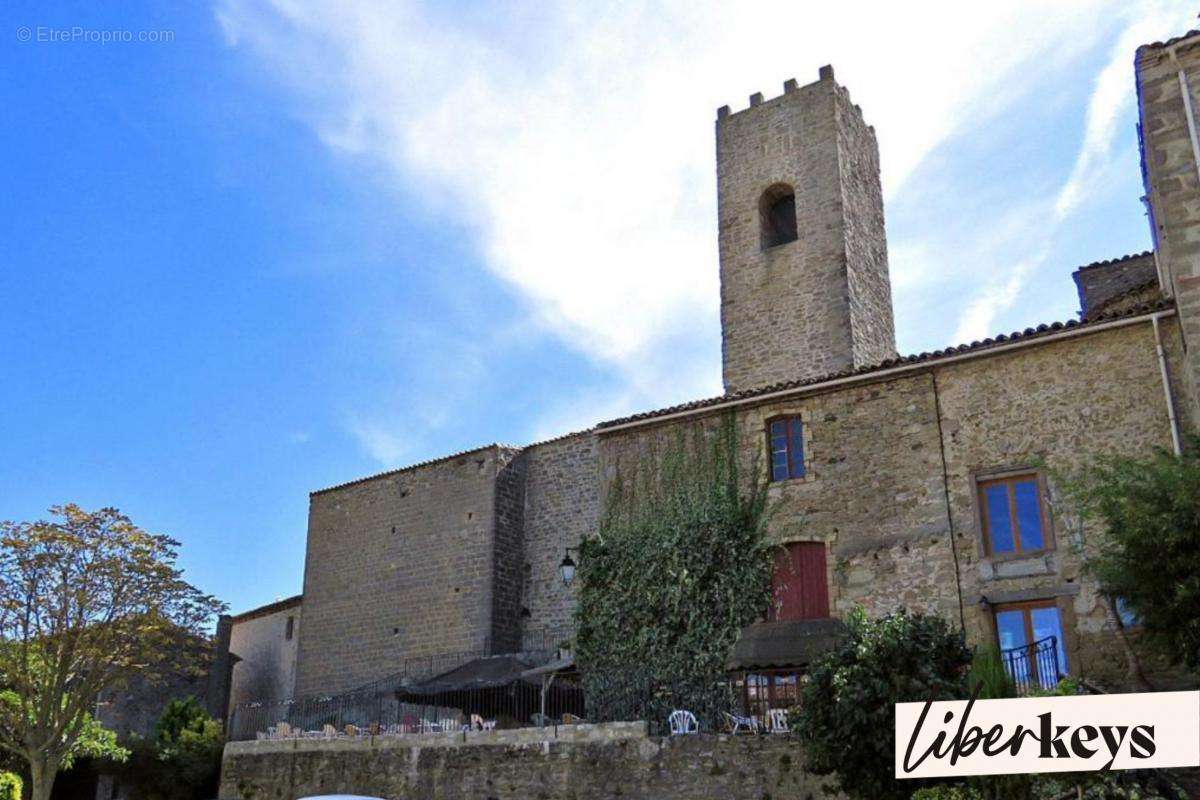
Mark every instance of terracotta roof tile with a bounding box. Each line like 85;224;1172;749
596;299;1175;430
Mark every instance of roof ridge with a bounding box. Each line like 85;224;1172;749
310;443;503;496
230;594;302;623
1139;30;1200;52
1073;250;1153;272
595;299;1175;429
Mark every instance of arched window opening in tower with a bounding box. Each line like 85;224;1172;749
760;184;798;249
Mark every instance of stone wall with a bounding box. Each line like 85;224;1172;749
492;448;527;654
716;67;894;394
1071;252;1157;317
219;724;835;800
598;315;1192;690
229;597;301;708
933;317;1190;687
295;445;515;696
1138;35;1200;419
518;432;599;647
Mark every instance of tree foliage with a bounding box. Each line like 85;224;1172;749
1058;439;1200;670
794;609;972;800
0;505;223;800
575;416;775;724
110;697;223;800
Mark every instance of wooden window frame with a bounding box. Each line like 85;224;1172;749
991;599;1069;677
766;415;806;483
738;669;804;717
974;469;1054;559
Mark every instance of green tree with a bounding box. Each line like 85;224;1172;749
1059;439;1200;671
794;608;972;800
0;505;223;800
575;415;775;725
111;697;223;800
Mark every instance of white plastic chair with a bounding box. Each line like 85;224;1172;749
668;709;698;735
766;708;789;734
723;711;757;735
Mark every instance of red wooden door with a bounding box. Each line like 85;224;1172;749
770;542;829;620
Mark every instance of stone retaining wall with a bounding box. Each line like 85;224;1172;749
219;722;835;799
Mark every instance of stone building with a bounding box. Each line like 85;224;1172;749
223;30;1200;715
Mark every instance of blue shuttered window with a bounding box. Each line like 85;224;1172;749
768;417;805;482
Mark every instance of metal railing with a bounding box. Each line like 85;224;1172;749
229;679;586;741
229;664;750;741
229;629;575;742
1000;636;1062;694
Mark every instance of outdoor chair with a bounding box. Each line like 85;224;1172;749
344;724;358;737
469;714;498;731
275;722;292;739
561;713;585;725
668;710;698;735
723;711;757;735
766;708;789;734
322;724;337;739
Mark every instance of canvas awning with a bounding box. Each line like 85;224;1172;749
518;655;575;680
726;619;847;671
398;655;536;695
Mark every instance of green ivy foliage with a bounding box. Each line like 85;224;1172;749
794;608;972;800
575;415;775;725
1057;437;1200;670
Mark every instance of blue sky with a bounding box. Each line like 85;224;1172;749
1;1;1194;617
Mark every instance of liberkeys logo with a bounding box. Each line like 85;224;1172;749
895;689;1199;779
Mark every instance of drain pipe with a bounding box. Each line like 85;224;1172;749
1151;312;1183;456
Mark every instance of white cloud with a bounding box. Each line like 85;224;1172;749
948;2;1191;343
344;416;409;465
215;0;1194;451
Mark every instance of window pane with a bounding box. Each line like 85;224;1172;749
770;421;789;481
1030;606;1069;675
995;609;1030;684
771;455;789;481
985;485;1015;553
1013;480;1044;551
788;419;805;478
995;609;1028;650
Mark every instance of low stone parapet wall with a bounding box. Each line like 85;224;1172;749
219;721;835;799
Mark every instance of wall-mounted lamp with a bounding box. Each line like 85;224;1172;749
559;548;579;587
977;595;990;611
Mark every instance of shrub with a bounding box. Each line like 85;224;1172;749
110;697;224;800
794;608;971;800
1058;439;1200;670
0;772;19;800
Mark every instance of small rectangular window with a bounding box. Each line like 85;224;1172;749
978;473;1049;556
285;615;295;641
767;416;805;482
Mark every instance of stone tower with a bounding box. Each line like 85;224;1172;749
1137;33;1200;417
717;66;896;394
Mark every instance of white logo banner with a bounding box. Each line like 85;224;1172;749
895;690;1200;778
